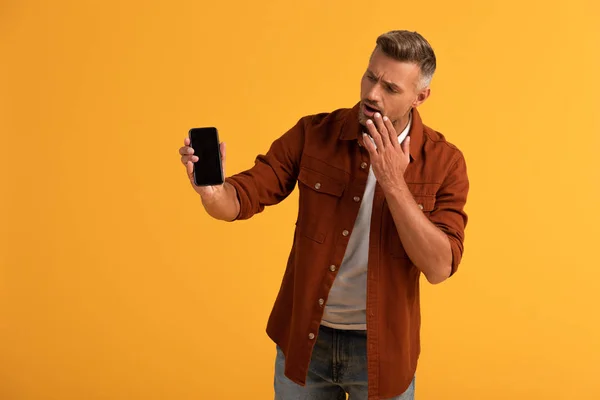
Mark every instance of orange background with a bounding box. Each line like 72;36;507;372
1;1;599;399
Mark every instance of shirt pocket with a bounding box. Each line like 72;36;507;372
296;166;346;243
388;193;436;259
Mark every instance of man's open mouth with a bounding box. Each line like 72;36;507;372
364;104;380;114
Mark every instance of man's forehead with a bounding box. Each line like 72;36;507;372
367;58;420;87
367;67;404;88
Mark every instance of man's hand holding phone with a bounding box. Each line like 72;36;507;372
179;137;226;199
178;132;240;221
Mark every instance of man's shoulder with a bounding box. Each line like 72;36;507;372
422;123;465;163
297;105;354;131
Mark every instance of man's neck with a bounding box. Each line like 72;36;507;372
393;109;412;136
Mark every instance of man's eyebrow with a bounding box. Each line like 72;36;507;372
367;69;402;91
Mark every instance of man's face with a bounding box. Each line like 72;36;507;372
359;48;430;130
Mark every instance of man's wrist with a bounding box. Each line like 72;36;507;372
382;176;410;199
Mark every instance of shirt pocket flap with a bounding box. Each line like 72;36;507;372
298;167;345;197
413;194;435;212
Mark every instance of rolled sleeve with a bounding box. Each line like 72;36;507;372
429;151;469;275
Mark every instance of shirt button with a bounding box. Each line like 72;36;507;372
329;264;336;272
308;333;315;340
342;230;349;237
418;204;424;210
353;196;361;202
360;162;368;169
314;182;321;190
318;298;324;306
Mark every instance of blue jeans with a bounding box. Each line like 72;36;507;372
274;325;415;400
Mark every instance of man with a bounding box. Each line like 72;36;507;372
179;30;469;400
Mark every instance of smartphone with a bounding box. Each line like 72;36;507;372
188;127;224;186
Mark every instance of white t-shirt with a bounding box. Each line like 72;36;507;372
321;113;412;330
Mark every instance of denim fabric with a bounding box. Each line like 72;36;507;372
274;325;415;400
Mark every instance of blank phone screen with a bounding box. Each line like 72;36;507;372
189;127;223;186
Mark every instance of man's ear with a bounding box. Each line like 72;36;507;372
412;87;431;108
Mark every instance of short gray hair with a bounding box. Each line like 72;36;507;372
375;30;436;89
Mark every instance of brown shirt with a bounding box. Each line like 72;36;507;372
226;101;469;399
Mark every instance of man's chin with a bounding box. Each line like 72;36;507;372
358;113;367;126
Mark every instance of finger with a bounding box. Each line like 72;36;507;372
179;146;194;156
383;116;398;147
186;160;195;183
374;113;390;147
366;119;384;151
184;137;190;146
180;155;199;165
362;133;377;158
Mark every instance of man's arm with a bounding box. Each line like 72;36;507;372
224;118;306;221
362;113;469;284
180;118;306;222
385;154;469;284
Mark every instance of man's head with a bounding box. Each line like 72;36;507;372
359;30;436;130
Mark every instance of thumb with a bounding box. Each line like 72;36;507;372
220;142;226;176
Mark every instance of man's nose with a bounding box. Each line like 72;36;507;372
365;85;382;104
